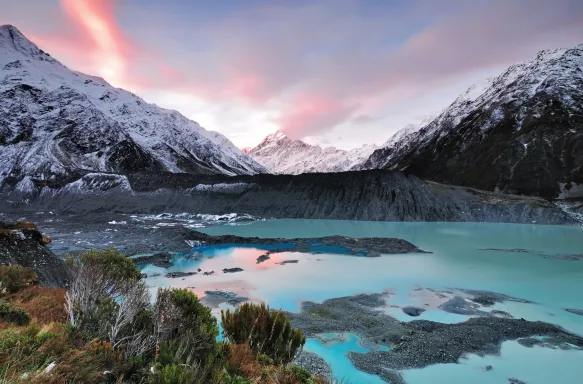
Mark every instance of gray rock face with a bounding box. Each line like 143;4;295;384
1;170;576;226
565;308;583;316
402;307;425;317
360;45;583;199
133;252;174;268
439;296;485;316
0;222;68;287
203;290;248;306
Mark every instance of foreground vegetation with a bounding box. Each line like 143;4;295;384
0;249;329;383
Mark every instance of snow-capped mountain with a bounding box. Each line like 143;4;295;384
0;25;266;192
245;131;378;174
360;44;583;198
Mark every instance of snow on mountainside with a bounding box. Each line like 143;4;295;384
0;24;266;191
246;131;378;174
359;44;583;198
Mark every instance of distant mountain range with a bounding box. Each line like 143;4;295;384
244;131;378;174
1;24;581;202
0;24;265;194
246;44;583;199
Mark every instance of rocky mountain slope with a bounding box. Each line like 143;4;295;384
0;222;68;287
245;131;377;174
360;44;583;199
0;170;575;225
0;24;266;194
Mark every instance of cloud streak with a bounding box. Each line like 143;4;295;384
4;0;582;147
143;0;582;139
60;0;133;88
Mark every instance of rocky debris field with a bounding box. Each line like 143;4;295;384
285;290;583;384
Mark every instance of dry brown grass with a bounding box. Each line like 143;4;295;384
225;344;331;384
2;286;67;324
226;343;262;379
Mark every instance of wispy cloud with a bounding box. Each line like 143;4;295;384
3;0;582;148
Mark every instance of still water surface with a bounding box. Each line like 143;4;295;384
142;220;583;383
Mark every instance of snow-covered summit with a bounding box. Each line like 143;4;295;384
0;25;266;190
359;43;583;198
0;25;58;63
246;131;378;174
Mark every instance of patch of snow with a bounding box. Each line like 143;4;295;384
558;182;583;199
108;220;127;225
192;182;250;193
14;176;36;193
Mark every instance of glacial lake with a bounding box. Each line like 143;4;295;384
139;219;583;384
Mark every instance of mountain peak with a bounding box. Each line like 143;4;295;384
0;24;55;62
0;24;266;179
264;131;289;141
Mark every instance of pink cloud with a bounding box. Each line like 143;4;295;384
59;0;134;88
7;0;582;144
277;94;358;138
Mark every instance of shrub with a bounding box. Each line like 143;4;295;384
0;299;31;325
40;343;132;384
287;365;314;384
154;288;223;382
67;248;141;284
224;343;261;378
222;303;306;365
222;370;254;384
0;265;38;293
65;248;147;344
149;363;207;384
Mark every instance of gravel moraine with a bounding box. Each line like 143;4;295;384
292;351;332;380
285;291;583;383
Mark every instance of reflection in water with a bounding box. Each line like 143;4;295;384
141;220;583;384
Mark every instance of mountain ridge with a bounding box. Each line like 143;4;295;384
246;130;378;174
358;43;583;199
0;24;266;194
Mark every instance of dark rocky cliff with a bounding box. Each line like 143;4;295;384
0;170;575;225
360;45;583;199
0;222;68;287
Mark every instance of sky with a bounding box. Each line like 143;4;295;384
2;0;583;150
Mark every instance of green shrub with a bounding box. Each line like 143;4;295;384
155;288;223;381
0;299;31;325
149;363;204;384
288;365;314;384
257;352;274;366
222;303;306;365
0;265;38;293
65;248;145;343
222;370;254;384
69;248;142;283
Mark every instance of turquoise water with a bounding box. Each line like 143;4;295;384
142;220;583;383
304;333;387;384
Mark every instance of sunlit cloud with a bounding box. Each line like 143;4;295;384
60;0;131;88
3;0;582;149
